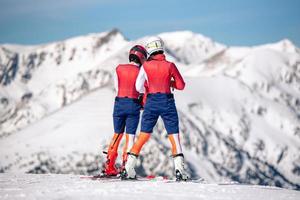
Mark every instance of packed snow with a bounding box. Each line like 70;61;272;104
0;173;299;200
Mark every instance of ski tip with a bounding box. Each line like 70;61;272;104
146;175;156;179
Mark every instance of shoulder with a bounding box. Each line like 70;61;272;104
168;62;178;74
117;64;128;68
116;64;129;70
116;64;125;74
170;62;176;66
159;55;173;66
143;60;151;66
142;61;152;71
116;64;122;69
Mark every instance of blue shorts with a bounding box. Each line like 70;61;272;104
113;97;141;135
141;93;179;134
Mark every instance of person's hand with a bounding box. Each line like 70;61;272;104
138;93;144;109
171;80;175;91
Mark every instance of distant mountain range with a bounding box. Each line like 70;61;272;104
0;29;299;190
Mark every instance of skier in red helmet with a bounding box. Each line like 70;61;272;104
101;45;147;177
121;36;188;181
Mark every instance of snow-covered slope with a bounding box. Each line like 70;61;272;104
0;30;300;190
0;88;114;174
0;173;299;200
0;29;127;137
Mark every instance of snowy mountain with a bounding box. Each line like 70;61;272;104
159;31;226;65
1;173;299;200
0;29;299;190
0;29;126;137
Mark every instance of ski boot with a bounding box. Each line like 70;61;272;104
120;153;138;180
173;153;188;181
102;150;119;177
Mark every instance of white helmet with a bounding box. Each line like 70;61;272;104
145;36;164;55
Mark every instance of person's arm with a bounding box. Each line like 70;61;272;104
170;63;185;90
135;66;147;93
114;68;118;94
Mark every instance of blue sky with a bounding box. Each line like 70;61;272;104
0;0;299;46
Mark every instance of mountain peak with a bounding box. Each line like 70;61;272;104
157;30;225;64
159;30;217;44
258;38;299;54
273;38;298;50
105;28;127;41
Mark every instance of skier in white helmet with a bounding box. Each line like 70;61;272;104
121;36;188;181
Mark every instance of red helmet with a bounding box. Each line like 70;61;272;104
129;45;147;65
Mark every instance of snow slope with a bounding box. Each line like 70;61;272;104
0;88;115;174
0;173;299;200
0;30;300;190
0;29;126;137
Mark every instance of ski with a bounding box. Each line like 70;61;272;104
120;175;169;181
81;174;204;184
80;174;169;181
80;174;120;180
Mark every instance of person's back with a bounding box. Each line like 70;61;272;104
116;64;140;99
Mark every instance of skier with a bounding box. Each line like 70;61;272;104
101;45;147;176
121;36;188;181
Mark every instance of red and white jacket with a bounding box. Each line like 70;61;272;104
135;54;185;93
